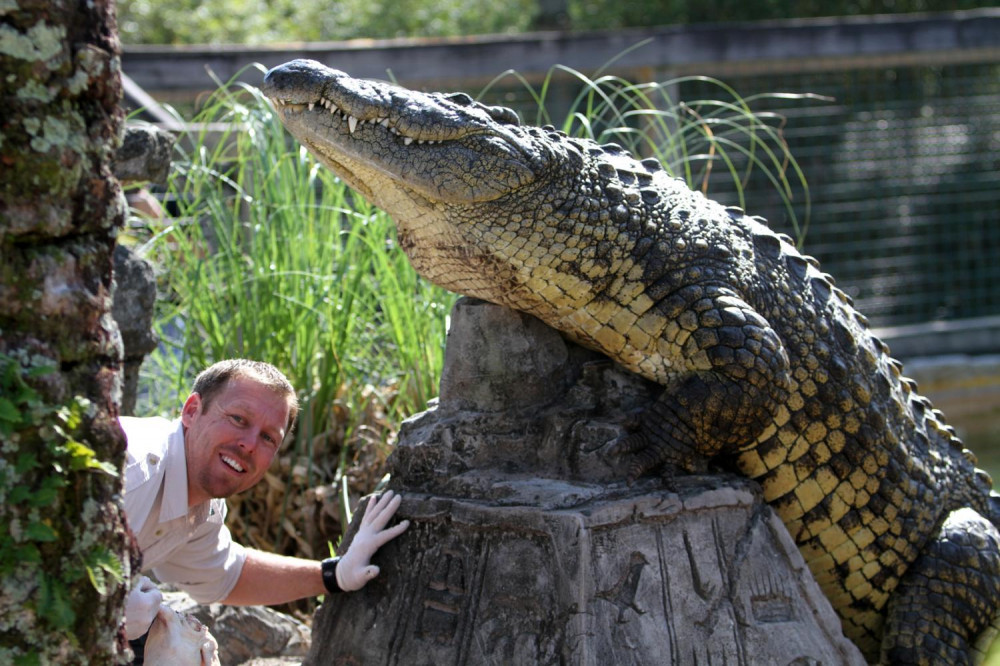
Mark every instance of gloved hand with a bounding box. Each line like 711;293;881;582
336;490;410;592
125;575;163;640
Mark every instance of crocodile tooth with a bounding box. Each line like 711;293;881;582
379;118;390;128
403;137;413;146
308;102;315;111
348;116;358;133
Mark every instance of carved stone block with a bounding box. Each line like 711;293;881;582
304;298;865;664
306;479;863;665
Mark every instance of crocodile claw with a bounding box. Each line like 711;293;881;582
610;432;688;484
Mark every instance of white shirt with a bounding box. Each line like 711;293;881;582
120;416;246;603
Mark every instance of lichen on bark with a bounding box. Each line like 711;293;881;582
0;1;133;663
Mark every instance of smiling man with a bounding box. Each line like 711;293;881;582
119;359;409;661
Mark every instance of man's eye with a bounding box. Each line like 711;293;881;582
230;414;245;425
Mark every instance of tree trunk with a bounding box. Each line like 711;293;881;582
0;1;132;663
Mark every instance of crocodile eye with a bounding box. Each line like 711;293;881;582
444;92;474;106
487;105;520;126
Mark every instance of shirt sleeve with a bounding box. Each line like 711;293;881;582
150;501;247;604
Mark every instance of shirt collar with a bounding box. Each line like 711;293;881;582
159;419;192;522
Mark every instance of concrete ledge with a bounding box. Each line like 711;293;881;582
876;315;1000;360
877;317;1000;448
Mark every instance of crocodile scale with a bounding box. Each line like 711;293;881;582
262;60;1000;664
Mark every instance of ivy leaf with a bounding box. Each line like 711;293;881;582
27;475;65;508
14;653;42;666
25;520;58;543
8;484;31;504
17;543;41;563
29;487;60;508
15;451;39;474
84;548;124;595
0;397;19;423
25;363;56;379
38;574;76;631
64;440;119;477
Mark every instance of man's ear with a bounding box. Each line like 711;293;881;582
181;393;202;427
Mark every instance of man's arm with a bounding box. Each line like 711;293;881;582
222;490;409;606
222;550;325;606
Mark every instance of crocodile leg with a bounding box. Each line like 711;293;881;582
879;508;1000;665
611;286;791;481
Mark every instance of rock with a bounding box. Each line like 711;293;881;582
113;124;175;185
112;244;157;415
109;122;172;415
162;591;311;666
439;298;574;412
304;297;865;665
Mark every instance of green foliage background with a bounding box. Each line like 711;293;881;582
117;0;985;45
117;0;536;45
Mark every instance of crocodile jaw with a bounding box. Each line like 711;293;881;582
262;59;540;208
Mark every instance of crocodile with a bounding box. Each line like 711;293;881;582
261;59;1000;664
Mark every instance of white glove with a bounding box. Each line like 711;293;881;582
336;490;410;592
125;576;163;640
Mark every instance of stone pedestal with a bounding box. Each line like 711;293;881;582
303;298;865;665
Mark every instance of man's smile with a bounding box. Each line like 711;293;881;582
220;454;246;473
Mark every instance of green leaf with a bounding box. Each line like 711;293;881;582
0;397;19;423
14;653;42;666
15;451;39;474
29;487;60;508
64;440;118;476
84;548;124;594
38;574;76;631
18;543;41;563
25;521;58;542
25;363;56;378
8;484;31;504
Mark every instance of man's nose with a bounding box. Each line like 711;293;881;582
237;430;260;451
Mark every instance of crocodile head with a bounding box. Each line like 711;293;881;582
261;59;560;206
262;60;706;365
261;60;606;309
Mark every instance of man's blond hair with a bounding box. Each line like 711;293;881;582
191;359;298;438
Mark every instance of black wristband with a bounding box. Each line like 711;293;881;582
321;557;343;594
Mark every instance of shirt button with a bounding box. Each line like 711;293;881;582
154;528;164;537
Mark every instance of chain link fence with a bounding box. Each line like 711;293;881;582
477;57;1000;329
691;61;1000;328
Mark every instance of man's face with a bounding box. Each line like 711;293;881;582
181;376;291;507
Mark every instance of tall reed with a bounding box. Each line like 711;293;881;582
136;73;453;563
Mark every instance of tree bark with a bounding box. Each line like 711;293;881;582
0;1;132;663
